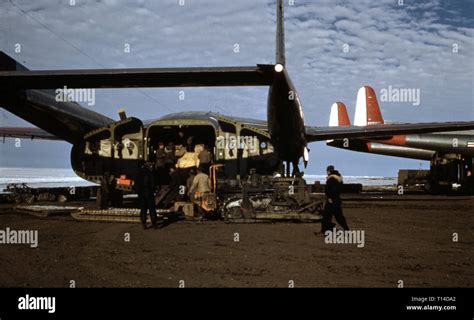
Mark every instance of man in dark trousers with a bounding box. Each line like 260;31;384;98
321;165;350;233
134;161;158;230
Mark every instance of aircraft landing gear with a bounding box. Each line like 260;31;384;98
97;174;123;208
283;160;300;177
291;160;300;176
96;187;108;209
96;187;123;209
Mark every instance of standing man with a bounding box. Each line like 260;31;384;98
188;166;212;220
321;165;350;233
134;161;158;230
188;166;211;198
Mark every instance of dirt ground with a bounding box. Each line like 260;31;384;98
0;196;472;288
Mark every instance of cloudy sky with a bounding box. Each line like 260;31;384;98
0;0;473;176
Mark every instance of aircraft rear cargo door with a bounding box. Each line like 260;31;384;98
77;117;144;190
112;117;145;162
73;118;143;184
110;117;145;190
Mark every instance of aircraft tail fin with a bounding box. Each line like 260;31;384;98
276;0;286;65
354;86;384;126
329;102;351;126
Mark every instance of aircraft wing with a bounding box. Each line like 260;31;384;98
0;65;275;89
305;121;474;142
0;127;62;140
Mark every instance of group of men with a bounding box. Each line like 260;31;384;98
134;162;213;230
134;131;349;232
153;137;213;183
134;161;350;232
134;133;214;229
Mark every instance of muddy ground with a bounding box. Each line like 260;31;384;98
0;196;472;287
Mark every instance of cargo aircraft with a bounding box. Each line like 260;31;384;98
1;0;473;198
326;86;474;192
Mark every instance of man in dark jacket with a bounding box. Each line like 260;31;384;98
134;161;158;230
321;165;350;233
